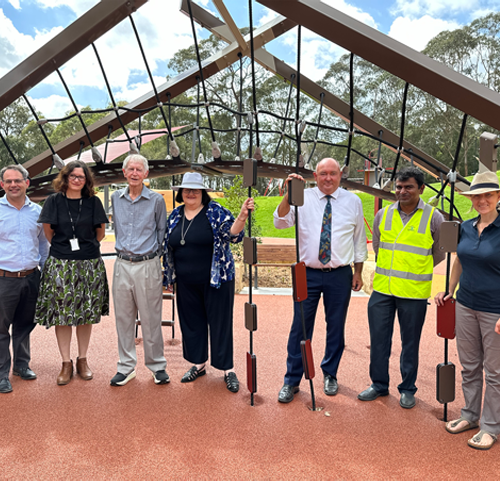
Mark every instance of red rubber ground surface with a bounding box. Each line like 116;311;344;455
1;253;498;479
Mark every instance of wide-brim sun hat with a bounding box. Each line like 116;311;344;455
172;172;213;192
460;171;500;196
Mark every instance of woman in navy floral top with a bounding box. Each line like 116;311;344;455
164;173;254;392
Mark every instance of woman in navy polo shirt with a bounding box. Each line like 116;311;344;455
436;171;500;451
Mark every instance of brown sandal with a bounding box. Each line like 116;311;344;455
467;430;497;450
445;417;478;434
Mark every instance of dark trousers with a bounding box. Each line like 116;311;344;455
368;291;428;394
0;270;41;378
176;278;235;371
284;266;353;386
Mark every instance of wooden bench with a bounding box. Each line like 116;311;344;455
252;244;297;288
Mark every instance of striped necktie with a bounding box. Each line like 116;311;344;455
319;195;332;265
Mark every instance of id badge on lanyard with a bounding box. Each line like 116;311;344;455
65;195;83;252
70;238;80;251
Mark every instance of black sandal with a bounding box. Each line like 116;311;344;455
224;372;239;393
181;365;206;383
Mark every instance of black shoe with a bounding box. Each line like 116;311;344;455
0;378;13;393
358;386;389;401
152;370;170;385
13;366;37;380
400;392;416;409
278;384;300;403
324;374;338;396
181;365;206;383
224;372;239;393
110;370;136;386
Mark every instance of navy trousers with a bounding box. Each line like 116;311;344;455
0;270;40;378
284;266;352;387
368;291;428;394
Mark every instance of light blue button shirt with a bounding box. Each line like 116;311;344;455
0;195;49;271
111;185;166;256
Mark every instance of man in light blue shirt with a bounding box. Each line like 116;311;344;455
0;164;49;393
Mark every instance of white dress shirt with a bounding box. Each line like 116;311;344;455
273;186;368;269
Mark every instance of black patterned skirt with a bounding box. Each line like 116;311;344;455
35;256;109;328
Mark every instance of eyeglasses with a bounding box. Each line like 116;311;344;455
2;179;25;185
69;174;86;182
183;189;201;194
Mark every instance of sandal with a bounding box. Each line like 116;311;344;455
181;365;206;383
445;417;478;434
467;430;497;450
224;372;239;393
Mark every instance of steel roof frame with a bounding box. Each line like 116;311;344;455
18;13;295;176
182;0;469;187
258;0;500;132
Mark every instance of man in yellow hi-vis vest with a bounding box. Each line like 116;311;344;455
358;167;445;409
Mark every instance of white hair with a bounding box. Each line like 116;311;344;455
123;154;149;172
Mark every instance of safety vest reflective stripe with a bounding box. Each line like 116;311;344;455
375;266;433;282
379;241;432;256
373;202;435;299
384;203;433;234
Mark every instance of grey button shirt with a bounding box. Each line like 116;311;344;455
111;185;167;256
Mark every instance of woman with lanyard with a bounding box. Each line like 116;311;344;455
163;172;253;392
435;171;500;451
35;160;109;385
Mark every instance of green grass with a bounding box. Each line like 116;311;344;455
217;174;489;240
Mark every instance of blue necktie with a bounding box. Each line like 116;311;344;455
319;195;332;265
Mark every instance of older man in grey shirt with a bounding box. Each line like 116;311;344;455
110;154;168;386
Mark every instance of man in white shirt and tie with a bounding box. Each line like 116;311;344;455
273;158;368;403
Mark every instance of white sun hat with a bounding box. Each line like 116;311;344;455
460;171;500;196
172;172;213;192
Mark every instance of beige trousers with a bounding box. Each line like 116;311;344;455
112;257;166;374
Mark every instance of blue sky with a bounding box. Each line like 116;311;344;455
1;0;499;119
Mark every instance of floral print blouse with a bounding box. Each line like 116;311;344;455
163;201;244;288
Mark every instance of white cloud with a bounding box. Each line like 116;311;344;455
114;76;167;104
33;0;98;17
267;0;376;81
28;94;77;119
8;0;21;9
0;8;63;78
279;27;348;81
388;15;460;52
321;0;378;29
257;8;280;27
392;0;479;17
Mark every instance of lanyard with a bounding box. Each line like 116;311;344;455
64;194;83;239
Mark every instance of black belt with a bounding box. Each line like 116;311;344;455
308;266;347;272
0;268;37;278
117;252;158;262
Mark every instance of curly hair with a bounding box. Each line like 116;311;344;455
52;160;96;197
